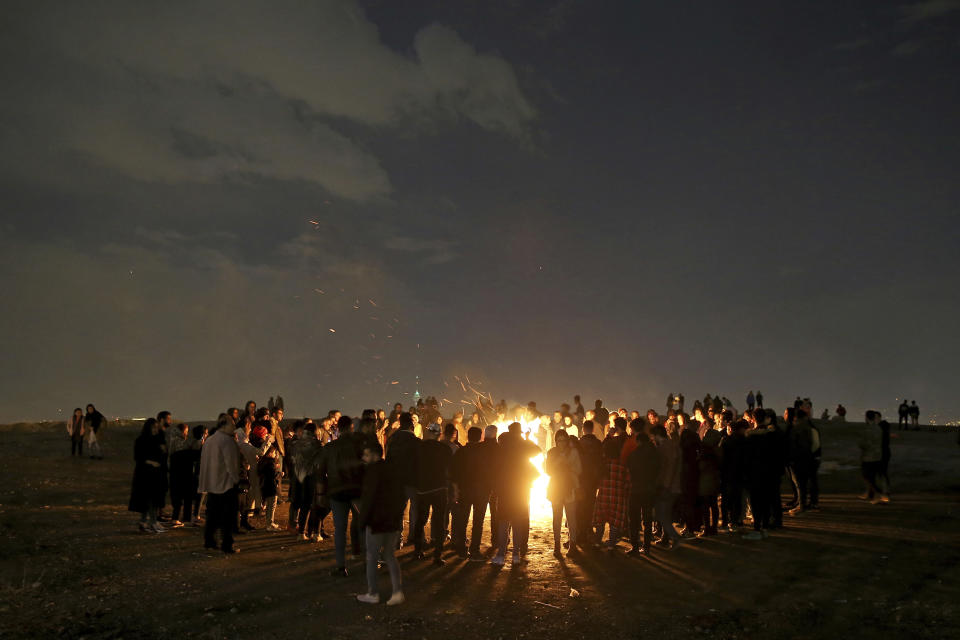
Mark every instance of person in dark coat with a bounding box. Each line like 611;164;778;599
129;419;165;533
491;424;540;566
576;420;604;544
625;420;659;555
386;413;421;546
319;415;365;576
677;414;702;536
356;442;405;606
414;422;452;565
593;418;630;550
720;420;747;530
698;426;722;536
451;426;493;560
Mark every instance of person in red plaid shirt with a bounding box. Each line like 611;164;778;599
592;417;631;550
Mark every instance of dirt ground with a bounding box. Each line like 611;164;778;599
1;421;959;640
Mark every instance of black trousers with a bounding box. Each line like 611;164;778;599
578;484;598;542
748;481;771;531
414;490;447;559
700;494;719;533
204;488;237;551
288;476;315;532
721;482;743;526
71;439;83;456
452;493;488;554
628;494;654;550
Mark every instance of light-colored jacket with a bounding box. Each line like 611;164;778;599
198;430;241;494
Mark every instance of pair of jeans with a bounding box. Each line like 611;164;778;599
330;497;358;568
307;504;330;536
365;528;402;595
551;500;578;548
264;496;278;525
413;489;447;559
452;494;488;554
71;439;83;456
628;494;654;549
204;489;237;551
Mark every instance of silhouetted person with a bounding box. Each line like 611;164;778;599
414;422;451;566
678;414;701;536
746;390;755;411
451;426;492;560
573;395;586;426
909;401;920;428
576;420;603;544
84;404;106;459
594;400;609;434
625;420;659;555
859;411;890;504
593;418;629;550
129;418;165;533
491;424;540;566
720;420;747;530
546;430;581;557
275;394;284;411
267;396;275;413
898;400;909;430
755;391;764;409
386;413;420;546
68;407;84;457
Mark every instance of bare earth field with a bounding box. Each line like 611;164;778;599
1;421;959;640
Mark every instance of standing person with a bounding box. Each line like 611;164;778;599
698;424;722;536
491;424;540;567
755;391;764;410
898;400;910;430
677;414;701;537
84;404;106;459
319;415;364;576
546;430;582;558
413;422;452;566
67;408;85;457
386;413;420;547
451;426;492;561
859;411;891;504
257;434;283;532
743;415;776;540
287;422;324;538
593;400;609;434
156;411;174;522
788;410;815;514
665;393;675;414
128;419;165;533
275;394;284;411
168;423;196;527
909;401;920;429
576;420;603;545
625;420;659;555
356;442;406;606
482;424;501;549
746;391;755;411
653;424;683;549
573;395;586;426
720;420;747;531
592;418;630;551
198;414;241;554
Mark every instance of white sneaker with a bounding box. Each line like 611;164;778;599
151;522;166;533
356;593;380;604
491;555;505;566
266;523;281;532
387;591;405;606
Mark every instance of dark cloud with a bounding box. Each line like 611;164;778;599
1;0;958;423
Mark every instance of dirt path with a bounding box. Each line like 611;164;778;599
1;422;959;639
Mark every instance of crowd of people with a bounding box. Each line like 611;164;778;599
120;393;896;606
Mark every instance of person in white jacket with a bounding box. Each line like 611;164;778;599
199;414;241;553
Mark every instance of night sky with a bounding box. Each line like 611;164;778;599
1;1;958;423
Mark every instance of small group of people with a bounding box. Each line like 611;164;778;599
66;404;106;459
897;400;921;430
